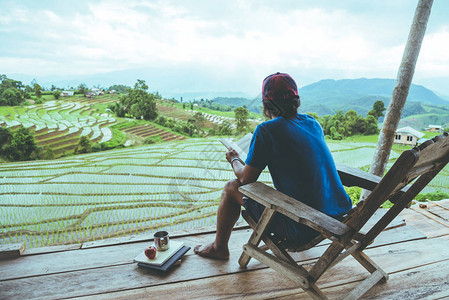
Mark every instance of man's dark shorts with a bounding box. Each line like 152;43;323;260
243;196;320;249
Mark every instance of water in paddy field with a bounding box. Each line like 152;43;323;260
1;138;447;248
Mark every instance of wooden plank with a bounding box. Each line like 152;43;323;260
80;224;249;249
22;243;81;256
410;206;449;229
342;269;385;300
0;229;250;282
400;207;449;238
298;258;449;299
66;238;449;300
0;223;424;283
0;231;438;298
0;243;24;260
239;182;351;237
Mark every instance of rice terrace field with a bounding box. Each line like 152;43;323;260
1;95;448;249
1;135;448;249
0;95;118;155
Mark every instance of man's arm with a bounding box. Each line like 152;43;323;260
226;149;262;185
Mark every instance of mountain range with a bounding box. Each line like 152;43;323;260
213;78;449;118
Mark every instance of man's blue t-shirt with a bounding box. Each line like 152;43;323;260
245;114;351;221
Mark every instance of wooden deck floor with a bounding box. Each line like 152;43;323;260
1;200;449;300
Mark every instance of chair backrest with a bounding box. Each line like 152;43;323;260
346;132;449;232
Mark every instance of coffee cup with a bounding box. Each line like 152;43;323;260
154;231;170;251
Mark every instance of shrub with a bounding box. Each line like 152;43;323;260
345;186;361;205
415;191;449;202
143;137;156;144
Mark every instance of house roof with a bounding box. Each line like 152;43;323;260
396;126;425;138
428;125;443;128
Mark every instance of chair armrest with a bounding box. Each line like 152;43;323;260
336;164;409;201
239;182;352;238
336;164;383;190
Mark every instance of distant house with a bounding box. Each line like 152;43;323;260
394;126;425;146
426;125;443;133
61;91;75;97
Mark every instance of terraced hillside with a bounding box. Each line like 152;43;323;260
0;100;116;155
1;137;448;249
123;124;186;143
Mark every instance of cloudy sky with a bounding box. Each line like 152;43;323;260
1;0;448;96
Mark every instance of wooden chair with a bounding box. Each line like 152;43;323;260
238;133;449;299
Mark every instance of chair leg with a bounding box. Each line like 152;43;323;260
306;283;329;300
351;250;388;283
342;269;386;300
238;207;276;267
242;210;297;265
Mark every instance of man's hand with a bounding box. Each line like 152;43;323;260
226;148;239;163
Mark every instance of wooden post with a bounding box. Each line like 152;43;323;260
362;0;434;199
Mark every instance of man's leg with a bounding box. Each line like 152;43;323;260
194;179;243;260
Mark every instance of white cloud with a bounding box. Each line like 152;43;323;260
0;0;448;93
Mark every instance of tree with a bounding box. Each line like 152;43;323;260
108;84;129;93
1;126;39;161
0;127;12;154
0;75;25;105
219;120;233;135
53;91;61;100
34;83;42;98
372;100;386;119
0;88;23;106
234;106;250;134
130;97;158;121
77;83;88;94
75;136;92;154
363;0;433;199
118;79;158;121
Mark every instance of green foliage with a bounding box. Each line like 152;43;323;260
234;106;250;134
154;114;201;137
209;120;234;136
345;186;362;205
108;84;130;93
33;83;42;98
192;98;233;112
77;83;88;94
310;101;382;140
415;191;449;202
34;98;44;104
0;75;26;106
118;79;158;121
74;136;92;154
53;90;61;100
0;88;23;106
0;126;39;161
186;112;206;135
143;137;156;144
41;146;55;160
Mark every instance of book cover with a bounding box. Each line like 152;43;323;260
134;240;184;266
220;132;252;162
137;246;191;272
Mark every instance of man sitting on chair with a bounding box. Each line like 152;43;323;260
194;72;352;260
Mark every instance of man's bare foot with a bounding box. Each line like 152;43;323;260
194;242;230;260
